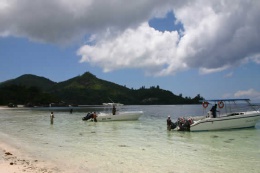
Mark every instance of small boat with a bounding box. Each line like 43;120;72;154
82;103;143;122
171;99;260;132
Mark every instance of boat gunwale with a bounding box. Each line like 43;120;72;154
191;113;260;127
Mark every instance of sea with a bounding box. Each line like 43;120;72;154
0;105;259;173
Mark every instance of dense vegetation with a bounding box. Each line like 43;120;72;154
0;72;204;106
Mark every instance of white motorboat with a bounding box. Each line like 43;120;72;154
172;99;260;132
96;111;143;121
82;103;143;122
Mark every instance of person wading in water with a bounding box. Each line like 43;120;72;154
50;112;55;124
167;115;172;131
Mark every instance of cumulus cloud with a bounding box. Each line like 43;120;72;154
78;0;260;75
1;0;260;75
0;0;170;44
234;89;260;101
177;1;260;66
78;23;182;75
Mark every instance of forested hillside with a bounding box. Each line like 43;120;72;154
0;72;204;106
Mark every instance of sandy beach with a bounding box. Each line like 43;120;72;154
0;106;56;173
0;142;59;173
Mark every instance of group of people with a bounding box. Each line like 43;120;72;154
51;106;117;124
167;104;219;131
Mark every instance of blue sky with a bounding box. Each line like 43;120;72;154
0;0;260;102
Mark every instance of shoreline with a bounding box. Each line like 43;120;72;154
0;142;59;173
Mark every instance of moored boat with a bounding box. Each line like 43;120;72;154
82;103;143;122
95;111;143;121
171;99;260;132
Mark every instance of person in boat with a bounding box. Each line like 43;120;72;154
167;115;172;131
112;105;116;115
210;104;219;118
50;112;55;124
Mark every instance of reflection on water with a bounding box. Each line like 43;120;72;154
0;105;259;173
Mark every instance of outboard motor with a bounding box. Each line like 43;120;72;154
171;121;177;129
82;112;93;121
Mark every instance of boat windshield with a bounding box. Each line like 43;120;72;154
101;103;124;114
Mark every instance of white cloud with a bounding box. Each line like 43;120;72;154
78;0;260;76
199;66;230;75
224;72;233;78
234;89;260;101
77;23;181;75
0;0;170;44
222;89;260;102
1;0;260;75
250;54;260;64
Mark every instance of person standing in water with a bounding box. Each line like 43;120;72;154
50;112;55;124
167;115;172;131
112;105;116;115
93;112;97;122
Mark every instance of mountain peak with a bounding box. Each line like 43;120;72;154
81;72;97;79
1;74;56;91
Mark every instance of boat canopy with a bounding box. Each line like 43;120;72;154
102;103;124;106
200;99;250;102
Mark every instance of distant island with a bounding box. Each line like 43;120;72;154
0;72;204;107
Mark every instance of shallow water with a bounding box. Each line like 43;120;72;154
0;105;260;173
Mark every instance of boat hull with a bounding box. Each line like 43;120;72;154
96;111;143;121
190;112;260;131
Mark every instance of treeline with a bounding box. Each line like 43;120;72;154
0;72;204;106
0;85;58;107
0;84;203;106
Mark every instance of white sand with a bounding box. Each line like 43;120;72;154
0;142;60;173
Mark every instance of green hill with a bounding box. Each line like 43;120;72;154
0;74;56;91
50;72;133;105
0;72;203;106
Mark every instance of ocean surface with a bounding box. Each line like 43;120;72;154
0;105;259;173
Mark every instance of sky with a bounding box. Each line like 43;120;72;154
0;0;260;102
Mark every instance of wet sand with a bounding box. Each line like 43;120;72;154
0;142;59;173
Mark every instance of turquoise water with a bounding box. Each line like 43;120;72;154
0;105;259;173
